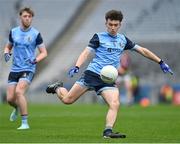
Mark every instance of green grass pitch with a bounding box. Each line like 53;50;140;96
0;103;180;143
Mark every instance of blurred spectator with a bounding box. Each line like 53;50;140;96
159;84;174;103
173;91;180;105
116;52;139;105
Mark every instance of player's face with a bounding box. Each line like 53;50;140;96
20;11;33;29
106;19;121;36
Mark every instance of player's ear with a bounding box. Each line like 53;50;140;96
118;22;121;28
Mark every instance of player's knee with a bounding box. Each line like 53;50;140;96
6;96;14;104
15;90;23;98
110;101;120;109
62;97;74;105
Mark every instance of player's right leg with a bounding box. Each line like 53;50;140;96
59;83;88;104
9;108;18;122
6;83;18;122
46;81;63;94
46;81;88;104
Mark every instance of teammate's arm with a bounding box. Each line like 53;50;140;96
4;43;12;53
36;47;47;63
4;30;13;62
35;33;47;63
4;43;13;62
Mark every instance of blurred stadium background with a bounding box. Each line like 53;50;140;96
0;0;180;105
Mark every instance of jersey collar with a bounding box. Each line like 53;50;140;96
20;26;32;32
107;32;118;38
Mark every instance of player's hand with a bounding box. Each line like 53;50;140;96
4;53;12;62
68;66;79;77
25;58;37;65
159;60;173;75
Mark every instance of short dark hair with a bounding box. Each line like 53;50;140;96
19;7;34;17
105;10;123;22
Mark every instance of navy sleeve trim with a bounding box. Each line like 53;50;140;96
124;36;135;50
9;30;13;43
36;33;43;46
88;34;99;49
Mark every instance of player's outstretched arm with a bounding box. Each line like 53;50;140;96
135;46;173;75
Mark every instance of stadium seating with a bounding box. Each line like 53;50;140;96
21;0;85;46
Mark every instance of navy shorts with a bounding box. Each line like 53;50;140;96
8;71;34;85
76;70;117;95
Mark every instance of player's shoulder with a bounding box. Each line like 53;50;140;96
30;27;40;35
89;32;106;40
11;26;39;34
11;26;20;32
96;32;108;36
95;32;110;40
117;33;126;39
117;33;130;43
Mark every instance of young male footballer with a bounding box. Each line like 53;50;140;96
4;7;47;130
46;10;173;138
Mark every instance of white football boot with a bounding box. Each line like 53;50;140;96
9;108;18;122
17;123;30;130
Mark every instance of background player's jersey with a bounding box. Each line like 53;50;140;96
8;26;44;73
87;32;137;75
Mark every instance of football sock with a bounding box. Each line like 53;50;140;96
21;115;28;125
105;126;112;131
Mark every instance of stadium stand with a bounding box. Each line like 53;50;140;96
21;0;85;46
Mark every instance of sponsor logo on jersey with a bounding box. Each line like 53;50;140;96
107;48;122;53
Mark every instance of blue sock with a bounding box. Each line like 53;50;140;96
21;115;28;125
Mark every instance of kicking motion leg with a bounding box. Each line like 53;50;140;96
46;82;88;104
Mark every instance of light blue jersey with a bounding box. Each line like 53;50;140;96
87;32;136;74
8;26;44;73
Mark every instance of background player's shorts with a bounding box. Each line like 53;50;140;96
8;71;34;85
76;70;117;95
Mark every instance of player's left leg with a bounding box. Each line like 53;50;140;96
101;88;126;138
6;84;19;121
15;80;30;130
